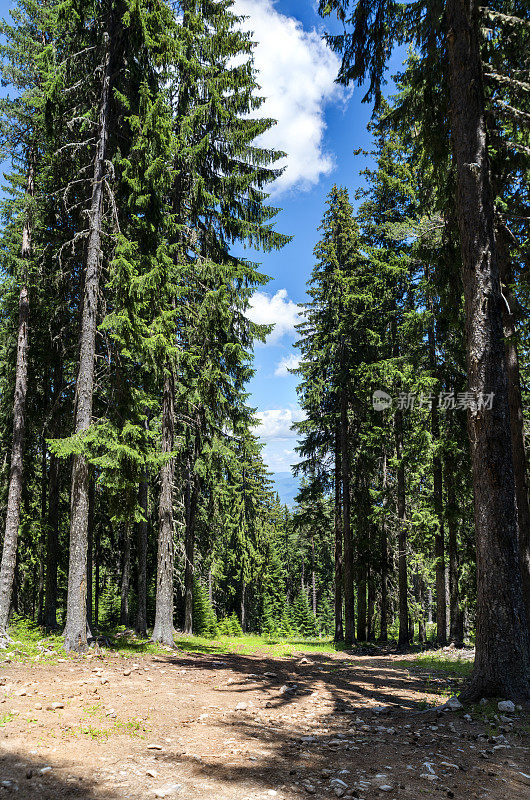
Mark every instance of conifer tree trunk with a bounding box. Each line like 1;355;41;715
64;29;112;652
311;534;317;616
341;390;355;644
240;575;246;632
446;463;464;646
153;370;176;645
428;309;447;645
380;453;389;642
0;156;33;640
497;225;530;633
334;427;344;641
395;407;409;648
44;452;60;630
94;536;100;629
446;0;530;698
184;441;199;635
120;523;131;627
37;434;47;625
136;473;148;636
86;479;95;629
367;564;375;640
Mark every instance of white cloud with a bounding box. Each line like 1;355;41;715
247;288;300;343
233;0;343;194
274;353;301;377
253;407;305;440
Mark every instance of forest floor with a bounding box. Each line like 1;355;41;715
0;632;529;800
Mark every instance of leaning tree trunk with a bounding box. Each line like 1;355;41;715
64;31;112;652
446;0;530;698
334;424;344;641
0;157;34;640
136;473;148;637
341;389;355;645
395;407;409;649
497;224;530;634
152;369;176;645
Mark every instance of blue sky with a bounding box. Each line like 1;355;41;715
234;0;401;473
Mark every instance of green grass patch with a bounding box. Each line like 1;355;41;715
2;615;364;662
396;650;474;682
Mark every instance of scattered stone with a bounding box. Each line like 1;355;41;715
330;779;348;789
39;767;52;775
463;714;472;722
236;702;247;711
302;782;315;794
445;696;463;711
123;669;131;676
153;783;182;798
378;786;393;793
147;744;164;751
34;703;42;710
497;700;515;713
479;698;488;706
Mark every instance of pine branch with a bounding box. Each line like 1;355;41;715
493;99;530;124
480;7;530;31
483;70;530;93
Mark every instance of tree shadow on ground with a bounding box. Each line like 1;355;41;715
0;749;120;800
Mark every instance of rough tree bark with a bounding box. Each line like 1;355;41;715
497;224;530;634
446;0;530;698
0;156;33;640
341;389;355;644
64;29;113;652
152;370;176;645
135;473;148;637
